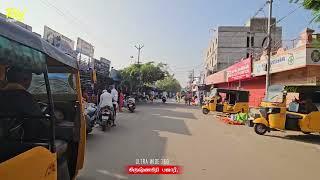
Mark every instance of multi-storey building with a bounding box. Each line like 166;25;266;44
204;17;282;76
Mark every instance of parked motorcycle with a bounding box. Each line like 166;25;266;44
84;102;97;134
125;96;136;113
162;96;167;103
98;106;114;131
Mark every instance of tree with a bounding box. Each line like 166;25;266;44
290;0;320;22
155;75;181;93
119;62;168;92
140;62;166;85
119;64;140;92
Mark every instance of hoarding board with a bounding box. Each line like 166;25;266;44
205;70;226;85
252;47;306;76
43;26;77;59
94;57;111;76
76;37;94;57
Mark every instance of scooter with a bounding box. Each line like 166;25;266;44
125;96;136;113
98;106;114;131
162;96;167;103
84;102;97;134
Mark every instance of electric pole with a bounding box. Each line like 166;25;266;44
134;44;144;93
134;44;144;64
265;0;273;95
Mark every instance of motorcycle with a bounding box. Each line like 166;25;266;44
84;102;97;134
125;96;136;113
162;96;167;103
98;106;114;131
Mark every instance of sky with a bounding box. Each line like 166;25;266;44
0;0;318;87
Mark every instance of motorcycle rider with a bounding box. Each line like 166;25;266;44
98;89;115;126
110;85;118;117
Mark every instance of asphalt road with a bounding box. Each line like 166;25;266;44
78;101;320;180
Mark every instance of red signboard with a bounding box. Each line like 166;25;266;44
205;70;226;85
226;58;252;82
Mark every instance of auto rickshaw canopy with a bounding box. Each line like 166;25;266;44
214;88;249;102
0;17;78;73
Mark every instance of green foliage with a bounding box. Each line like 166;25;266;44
140;62;166;84
155;75;181;93
290;0;320;22
119;62;168;92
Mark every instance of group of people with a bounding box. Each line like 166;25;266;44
82;85;127;126
175;91;204;106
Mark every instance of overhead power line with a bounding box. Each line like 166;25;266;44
275;4;302;24
38;0;109;52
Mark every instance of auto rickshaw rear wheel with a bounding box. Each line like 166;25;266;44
202;108;209;114
254;123;268;135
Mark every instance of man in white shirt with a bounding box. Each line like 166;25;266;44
99;89;115;126
99;89;113;109
163;91;168;98
110;85;118;116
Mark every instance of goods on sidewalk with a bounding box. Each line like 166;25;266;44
219;112;249;125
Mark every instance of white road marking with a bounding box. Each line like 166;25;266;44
96;169;128;179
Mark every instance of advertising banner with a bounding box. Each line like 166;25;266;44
205;70;226;85
76;37;94;57
43;26;77;59
94;57;111;76
252;47;306;76
226;58;251;82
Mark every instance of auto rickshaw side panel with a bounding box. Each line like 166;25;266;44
268;107;286;129
209;98;217;111
232;102;249;113
0;147;57;180
306;112;320;131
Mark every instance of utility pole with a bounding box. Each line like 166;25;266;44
265;0;273;96
134;44;144;64
134;44;144;93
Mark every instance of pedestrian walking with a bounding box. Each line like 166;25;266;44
119;90;124;112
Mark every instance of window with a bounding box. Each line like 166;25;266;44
246;37;250;47
251;36;254;47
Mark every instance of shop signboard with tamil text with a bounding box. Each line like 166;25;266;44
252;47;306;76
226;58;251;82
76;38;94;57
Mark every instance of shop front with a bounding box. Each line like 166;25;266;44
205;57;265;106
253;45;320;87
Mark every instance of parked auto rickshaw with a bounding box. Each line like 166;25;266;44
252;84;320;135
202;88;249;114
0;17;85;180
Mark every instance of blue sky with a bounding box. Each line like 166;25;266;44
0;0;318;86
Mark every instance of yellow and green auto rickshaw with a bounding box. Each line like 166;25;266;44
0;17;86;180
202;88;249;114
252;85;320;135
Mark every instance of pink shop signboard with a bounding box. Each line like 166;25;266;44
226;58;252;82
